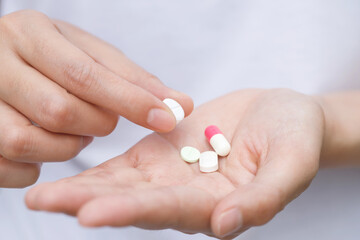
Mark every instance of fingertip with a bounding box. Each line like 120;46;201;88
82;136;94;148
25;182;52;210
147;91;193;132
143;77;194;117
210;186;251;238
35;185;61;211
25;186;39;210
211;207;243;238
146;108;176;132
27;182;80;213
183;94;194;116
167;90;194;117
211;183;285;238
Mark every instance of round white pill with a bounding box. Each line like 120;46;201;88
163;98;185;123
180;146;200;163
199;151;218;173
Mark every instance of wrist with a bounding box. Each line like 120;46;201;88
314;92;360;167
313;94;337;167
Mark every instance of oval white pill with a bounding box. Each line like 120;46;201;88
180;146;200;163
199;151;218;173
163;98;185;123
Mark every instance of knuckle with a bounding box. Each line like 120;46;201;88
0;14;19;35
38;97;74;131
0;10;54;58
145;74;162;84
63;61;98;91
0;10;48;35
10;9;47;18
0;128;31;160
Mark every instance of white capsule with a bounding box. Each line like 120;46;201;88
205;125;231;157
199;151;218;173
210;134;231;156
163;98;185;124
180;146;201;163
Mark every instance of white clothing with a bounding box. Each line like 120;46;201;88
0;1;360;239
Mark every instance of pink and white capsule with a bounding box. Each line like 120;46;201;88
205;125;231;157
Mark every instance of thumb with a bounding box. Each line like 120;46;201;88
211;142;320;239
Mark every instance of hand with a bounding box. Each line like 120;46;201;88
26;89;324;239
0;10;193;187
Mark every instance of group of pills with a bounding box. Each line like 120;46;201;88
163;98;231;173
181;125;231;172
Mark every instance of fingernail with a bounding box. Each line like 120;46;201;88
147;108;176;131
217;208;243;237
82;136;94;148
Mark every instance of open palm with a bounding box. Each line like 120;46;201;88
26;89;325;239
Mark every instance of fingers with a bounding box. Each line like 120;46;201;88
2;10;187;132
0;156;41;188
77;186;215;233
26;182;122;216
0;100;92;162
26;164;215;232
0;51;118;137
52;20;194;117
26;158;146;214
211;143;321;238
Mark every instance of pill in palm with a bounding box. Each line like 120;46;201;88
205;125;231;157
180;146;201;163
163;98;185;124
199;151;218;173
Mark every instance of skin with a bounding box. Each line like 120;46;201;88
26;89;329;239
0;10;193;188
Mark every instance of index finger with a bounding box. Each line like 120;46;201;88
6;11;180;132
52;19;194;117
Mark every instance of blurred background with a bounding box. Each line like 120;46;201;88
0;1;359;239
